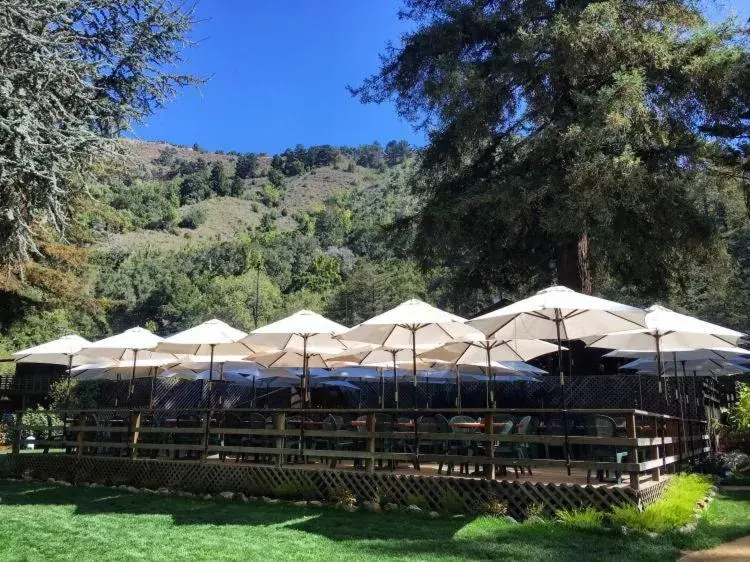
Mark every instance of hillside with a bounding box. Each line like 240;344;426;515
98;140;404;251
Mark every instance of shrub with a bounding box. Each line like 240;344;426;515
178;207;207;229
610;473;712;533
329;487;357;508
439;490;465;513
272;482;319;501
525;502;549;522
556;507;604;529
405;493;430;509
251;203;259;213
480;498;509;517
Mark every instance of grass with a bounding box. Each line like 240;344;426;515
556;507;604;530
610;474;713;533
0;481;748;561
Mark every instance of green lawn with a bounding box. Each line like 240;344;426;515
0;481;748;561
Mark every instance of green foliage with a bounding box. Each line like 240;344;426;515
438;490;464;513
329;487;357;507
610;473;713;532
731;383;750;430
556;507;604;530
178;207;207;229
260;183;282;207
48;379;101;411
0;0;200;264
480;499;509;517
235;153;260;179
272;482;319;501
110;180;179;230
525;503;549;522
21;407;62;440
209;163;230;196
405;493;429;509
353;0;750;301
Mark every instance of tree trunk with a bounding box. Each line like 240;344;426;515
556;233;592;294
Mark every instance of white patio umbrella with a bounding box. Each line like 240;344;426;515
12;334;93;404
155;319;262;385
421;338;559;407
241;310;352;406
331;347;434;408
467;285;646;474
80;327;177;401
588;305;745;390
338;299;483;407
468;285;646;389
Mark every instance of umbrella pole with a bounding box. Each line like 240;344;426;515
692;370;700;419
455;364;461;412
64;355;73;410
392;351;399;409
637;372;643;409
411;329;417;409
555;311;571;476
655;333;666;399
149;367;156;408
208;344;215;408
251;375;256;408
379;368;384;409
128;349;138;404
302;335;309;408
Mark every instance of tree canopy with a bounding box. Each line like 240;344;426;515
352;0;750;300
0;0;200;268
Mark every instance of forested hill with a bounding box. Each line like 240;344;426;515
0;138;432;356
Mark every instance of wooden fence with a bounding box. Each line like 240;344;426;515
13;407;709;492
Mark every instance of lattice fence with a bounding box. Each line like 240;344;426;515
5;454;667;518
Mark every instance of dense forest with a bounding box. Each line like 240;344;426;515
0;0;749;363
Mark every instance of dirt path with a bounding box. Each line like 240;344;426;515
679;535;750;561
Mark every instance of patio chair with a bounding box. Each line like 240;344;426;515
172;413;202;460
496;415;538;477
584;414;628;484
442;415;477;475
219;412;248;462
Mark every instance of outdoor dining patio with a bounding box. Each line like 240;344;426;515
5;285;743;516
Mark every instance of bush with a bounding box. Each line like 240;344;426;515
480;498;509;517
610;473;712;533
178;207;207;229
439;490;464;513
329;487;357;508
556;507;604;529
525;502;549;522
272;482;319;501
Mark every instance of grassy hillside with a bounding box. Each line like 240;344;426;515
98;140;402;252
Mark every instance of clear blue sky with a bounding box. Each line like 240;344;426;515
132;0;749;155
132;0;421;154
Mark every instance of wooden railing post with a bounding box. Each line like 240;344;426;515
676;415;683;472
201;409;212;462
365;412;376;474
650;415;660;482
76;414;85;457
484;412;495;480
274;411;285;467
12;410;23;454
626;412;639;490
130;411;142;459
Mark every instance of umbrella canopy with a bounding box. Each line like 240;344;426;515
241;310;350;353
340;299;482;350
420;339;559;366
80;327;177;399
603;346;750;362
241;310;354;406
339;299;482;406
155;319;254;356
81;327;174;362
251;350;343;370
169;359;262;376
71;363;164;380
12;334;92;365
421;339;557;407
468;286;647;341
634;363;750;377
588;305;744;352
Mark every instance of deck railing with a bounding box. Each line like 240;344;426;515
12;407;709;490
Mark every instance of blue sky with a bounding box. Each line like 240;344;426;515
132;0;750;155
132;0;420;154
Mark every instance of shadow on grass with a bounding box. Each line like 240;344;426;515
0;481;467;539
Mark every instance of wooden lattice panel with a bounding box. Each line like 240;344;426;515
6;453;665;518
